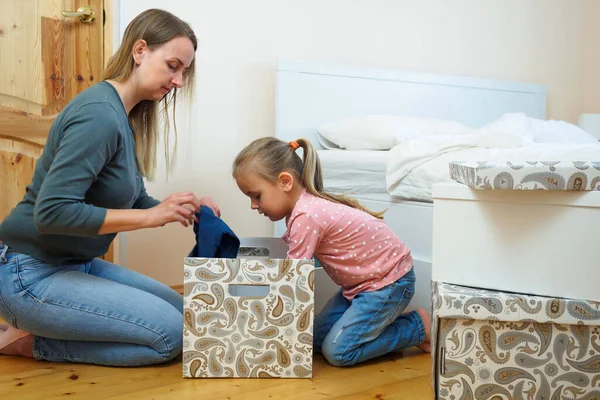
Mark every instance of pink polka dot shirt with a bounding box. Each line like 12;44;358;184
282;191;413;300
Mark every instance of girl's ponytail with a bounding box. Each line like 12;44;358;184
296;139;385;219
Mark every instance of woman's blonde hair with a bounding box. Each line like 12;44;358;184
232;137;385;219
102;9;197;180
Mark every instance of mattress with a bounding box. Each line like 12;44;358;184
318;149;410;203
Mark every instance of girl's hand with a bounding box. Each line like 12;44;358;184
198;196;221;217
145;192;202;228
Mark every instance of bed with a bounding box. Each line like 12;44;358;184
318;150;391;203
272;59;599;315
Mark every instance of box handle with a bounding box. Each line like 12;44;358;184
228;284;270;298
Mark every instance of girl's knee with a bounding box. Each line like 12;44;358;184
321;334;355;367
322;348;344;367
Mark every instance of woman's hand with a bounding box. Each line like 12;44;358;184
198;196;221;217
98;193;221;235
145;192;203;228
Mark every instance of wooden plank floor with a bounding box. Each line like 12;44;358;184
0;346;433;399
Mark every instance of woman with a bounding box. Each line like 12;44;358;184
0;9;214;366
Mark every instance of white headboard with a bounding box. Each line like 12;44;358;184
275;59;547;148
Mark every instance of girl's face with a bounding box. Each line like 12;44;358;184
235;170;295;222
132;36;195;101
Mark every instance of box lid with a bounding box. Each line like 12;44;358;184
434;282;600;327
432;181;600;207
449;160;600;191
451;160;600;170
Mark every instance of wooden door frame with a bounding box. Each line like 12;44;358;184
102;0;123;265
103;0;118;68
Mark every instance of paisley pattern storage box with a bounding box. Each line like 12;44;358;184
449;161;600;191
183;238;315;378
431;282;600;400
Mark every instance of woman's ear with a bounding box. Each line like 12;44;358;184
278;172;295;192
132;39;148;66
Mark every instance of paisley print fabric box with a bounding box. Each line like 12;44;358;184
431;282;600;400
183;238;315;378
449;161;600;191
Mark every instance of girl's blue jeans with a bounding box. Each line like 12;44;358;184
0;243;183;366
314;268;425;366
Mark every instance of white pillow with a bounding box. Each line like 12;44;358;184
471;112;535;145
464;112;598;145
529;117;599;144
316;115;472;150
316;131;343;149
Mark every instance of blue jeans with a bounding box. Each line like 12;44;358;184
314;268;424;366
0;244;183;366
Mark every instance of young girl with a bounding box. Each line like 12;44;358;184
233;137;431;367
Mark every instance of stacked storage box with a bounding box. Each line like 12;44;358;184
430;161;600;399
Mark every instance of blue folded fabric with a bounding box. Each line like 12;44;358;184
189;206;240;258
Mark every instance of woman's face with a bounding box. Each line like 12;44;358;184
133;36;195;101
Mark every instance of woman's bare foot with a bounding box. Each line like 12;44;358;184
0;324;34;358
415;309;431;353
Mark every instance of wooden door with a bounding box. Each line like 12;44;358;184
0;0;117;262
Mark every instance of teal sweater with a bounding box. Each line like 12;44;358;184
0;81;160;265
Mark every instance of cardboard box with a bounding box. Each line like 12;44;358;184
432;182;600;302
432;281;600;399
449;161;600;191
183;238;315;378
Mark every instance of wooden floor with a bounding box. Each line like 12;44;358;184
0;348;433;399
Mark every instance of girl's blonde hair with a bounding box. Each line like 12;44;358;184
232;137;385;219
102;9;197;180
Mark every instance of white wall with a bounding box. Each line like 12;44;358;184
583;0;600;113
119;0;595;286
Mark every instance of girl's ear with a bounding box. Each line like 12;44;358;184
132;39;148;66
278;172;295;192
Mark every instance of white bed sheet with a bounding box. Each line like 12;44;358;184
318;149;401;203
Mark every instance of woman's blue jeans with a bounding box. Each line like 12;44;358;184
0;243;183;366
